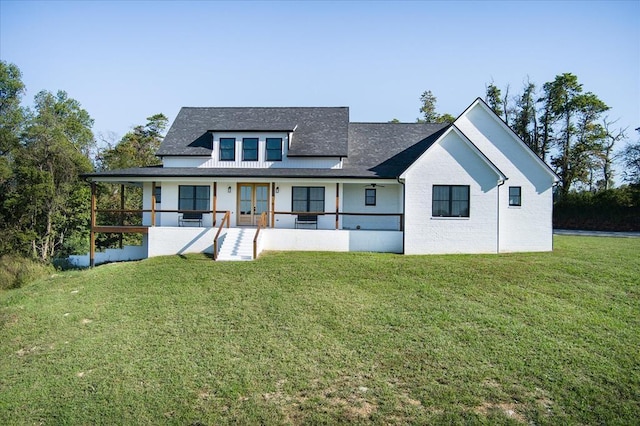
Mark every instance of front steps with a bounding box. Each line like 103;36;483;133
216;228;255;261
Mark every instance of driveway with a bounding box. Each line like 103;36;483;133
554;229;640;238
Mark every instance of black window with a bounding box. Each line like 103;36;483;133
219;138;236;161
509;186;522;206
365;188;376;206
432;185;470;217
179;185;210;211
266;138;283;161
153;186;161;203
242;138;258;161
292;186;325;212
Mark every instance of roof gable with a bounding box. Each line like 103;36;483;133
456;98;559;182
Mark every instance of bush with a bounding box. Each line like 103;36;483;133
554;185;640;231
0;255;54;290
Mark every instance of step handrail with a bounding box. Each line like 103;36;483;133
253;211;268;259
213;211;231;260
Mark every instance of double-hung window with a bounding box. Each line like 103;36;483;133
242;138;258;161
219;138;236;161
509;186;522;206
365;188;376;206
432;185;470;217
179;185;210;211
266;138;283;161
292;187;325;213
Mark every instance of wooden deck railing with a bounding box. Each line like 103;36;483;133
253;211;268;260
212;211;231;261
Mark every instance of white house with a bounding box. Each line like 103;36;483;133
73;98;558;266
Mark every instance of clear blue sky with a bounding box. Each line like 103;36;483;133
1;0;638;149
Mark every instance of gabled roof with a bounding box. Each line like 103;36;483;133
157;107;349;157
345;123;449;177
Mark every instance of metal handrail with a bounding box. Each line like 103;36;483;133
253;211;268;259
212;211;231;260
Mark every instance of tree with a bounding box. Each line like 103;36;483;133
621;128;640;184
97;113;167;170
512;80;541;158
485;83;503;118
416;90;454;124
0;61;26;183
8;90;95;260
541;73;609;196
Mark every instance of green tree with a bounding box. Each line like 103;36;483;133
416;90;454;124
8;90;95;260
621;128;640;184
97;113;167;170
513;81;542;158
485;83;503;118
541;73;609;196
0;61;26;183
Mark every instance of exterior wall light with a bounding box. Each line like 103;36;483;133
227;186;232;193
276;187;280;193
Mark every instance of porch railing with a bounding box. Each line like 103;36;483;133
273;211;404;231
212;211;231;261
253;211;268;259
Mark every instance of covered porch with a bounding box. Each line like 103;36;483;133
77;177;406;266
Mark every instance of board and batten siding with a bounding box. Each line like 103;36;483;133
402;130;501;255
455;102;556;252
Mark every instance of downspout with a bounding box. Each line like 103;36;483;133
497;178;507;253
397;177;406;254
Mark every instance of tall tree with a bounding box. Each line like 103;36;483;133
8;90;95;260
0;61;26;182
513;81;541;157
416;90;454;124
485;83;504;118
541;73;609;196
621;128;640;185
97;113;167;170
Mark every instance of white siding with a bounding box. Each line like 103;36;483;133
455;103;555;252
342;183;403;230
403;130;500;254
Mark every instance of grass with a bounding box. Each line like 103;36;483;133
1;235;638;425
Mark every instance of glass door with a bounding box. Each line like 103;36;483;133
237;183;269;226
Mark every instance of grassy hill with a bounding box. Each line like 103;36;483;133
1;236;639;425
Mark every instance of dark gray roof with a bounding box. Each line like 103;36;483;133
86;122;450;180
344;123;449;177
157;107;349;157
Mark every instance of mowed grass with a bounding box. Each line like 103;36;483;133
1;236;638;425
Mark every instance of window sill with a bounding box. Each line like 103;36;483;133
431;216;470;220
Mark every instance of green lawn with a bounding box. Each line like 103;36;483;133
1;236;638;425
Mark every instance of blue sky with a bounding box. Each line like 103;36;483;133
1;0;638;150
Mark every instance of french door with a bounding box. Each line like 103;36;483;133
237;183;269;226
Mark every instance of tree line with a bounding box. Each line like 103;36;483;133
0;61;166;265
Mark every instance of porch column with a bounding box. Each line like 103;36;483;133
90;182;96;268
213;182;217;226
335;183;339;230
151;182;156;227
271;182;276;228
119;184;125;248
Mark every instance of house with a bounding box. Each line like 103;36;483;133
72;98;558;266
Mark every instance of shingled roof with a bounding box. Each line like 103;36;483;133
157;107;349;157
86;108;452;180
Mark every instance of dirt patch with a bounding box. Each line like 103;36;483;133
474;401;526;423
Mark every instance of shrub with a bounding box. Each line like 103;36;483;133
0;255;54;290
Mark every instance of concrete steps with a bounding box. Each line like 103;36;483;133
216;228;255;261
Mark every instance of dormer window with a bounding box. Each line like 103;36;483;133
266;138;283;161
220;138;236;161
242;138;258;161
